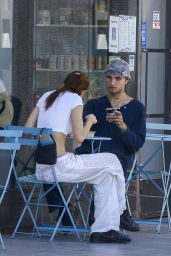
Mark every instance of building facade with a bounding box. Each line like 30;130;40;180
0;0;171;227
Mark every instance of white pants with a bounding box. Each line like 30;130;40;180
36;152;126;233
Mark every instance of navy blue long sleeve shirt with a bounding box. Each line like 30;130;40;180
75;96;146;173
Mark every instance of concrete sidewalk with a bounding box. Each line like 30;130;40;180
1;224;171;256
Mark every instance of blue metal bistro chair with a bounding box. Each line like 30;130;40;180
5;125;89;241
6;125;113;241
125;152;139;215
4;125;41;176
0;130;22;250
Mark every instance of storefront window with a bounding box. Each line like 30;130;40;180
33;0;109;104
33;0;138;107
11;0;138;125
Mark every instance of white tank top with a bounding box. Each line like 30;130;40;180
36;91;83;135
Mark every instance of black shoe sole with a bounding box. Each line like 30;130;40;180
90;234;131;244
90;239;131;244
120;225;140;232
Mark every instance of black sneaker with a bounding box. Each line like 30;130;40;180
89;212;94;226
90;230;131;243
120;209;140;232
89;200;95;226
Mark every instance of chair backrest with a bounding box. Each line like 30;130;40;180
5;125;53;146
146;122;171;136
146;122;171;144
0;130;22;204
4;125;54;176
144;122;171;174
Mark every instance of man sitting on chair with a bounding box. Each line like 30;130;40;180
43;59;146;231
75;59;146;231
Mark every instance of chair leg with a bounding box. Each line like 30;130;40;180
0;232;5;250
157;181;171;233
74;184;88;228
68;182;93;241
84;190;93;240
32;185;44;235
50;184;81;241
12;183;41;238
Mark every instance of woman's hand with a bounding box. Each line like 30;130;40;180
106;110;127;132
85;114;97;125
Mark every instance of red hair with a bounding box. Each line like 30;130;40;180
45;71;89;110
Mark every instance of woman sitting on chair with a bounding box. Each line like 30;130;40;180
25;71;131;243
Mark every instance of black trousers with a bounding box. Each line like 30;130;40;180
43;183;72;225
43;184;64;213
